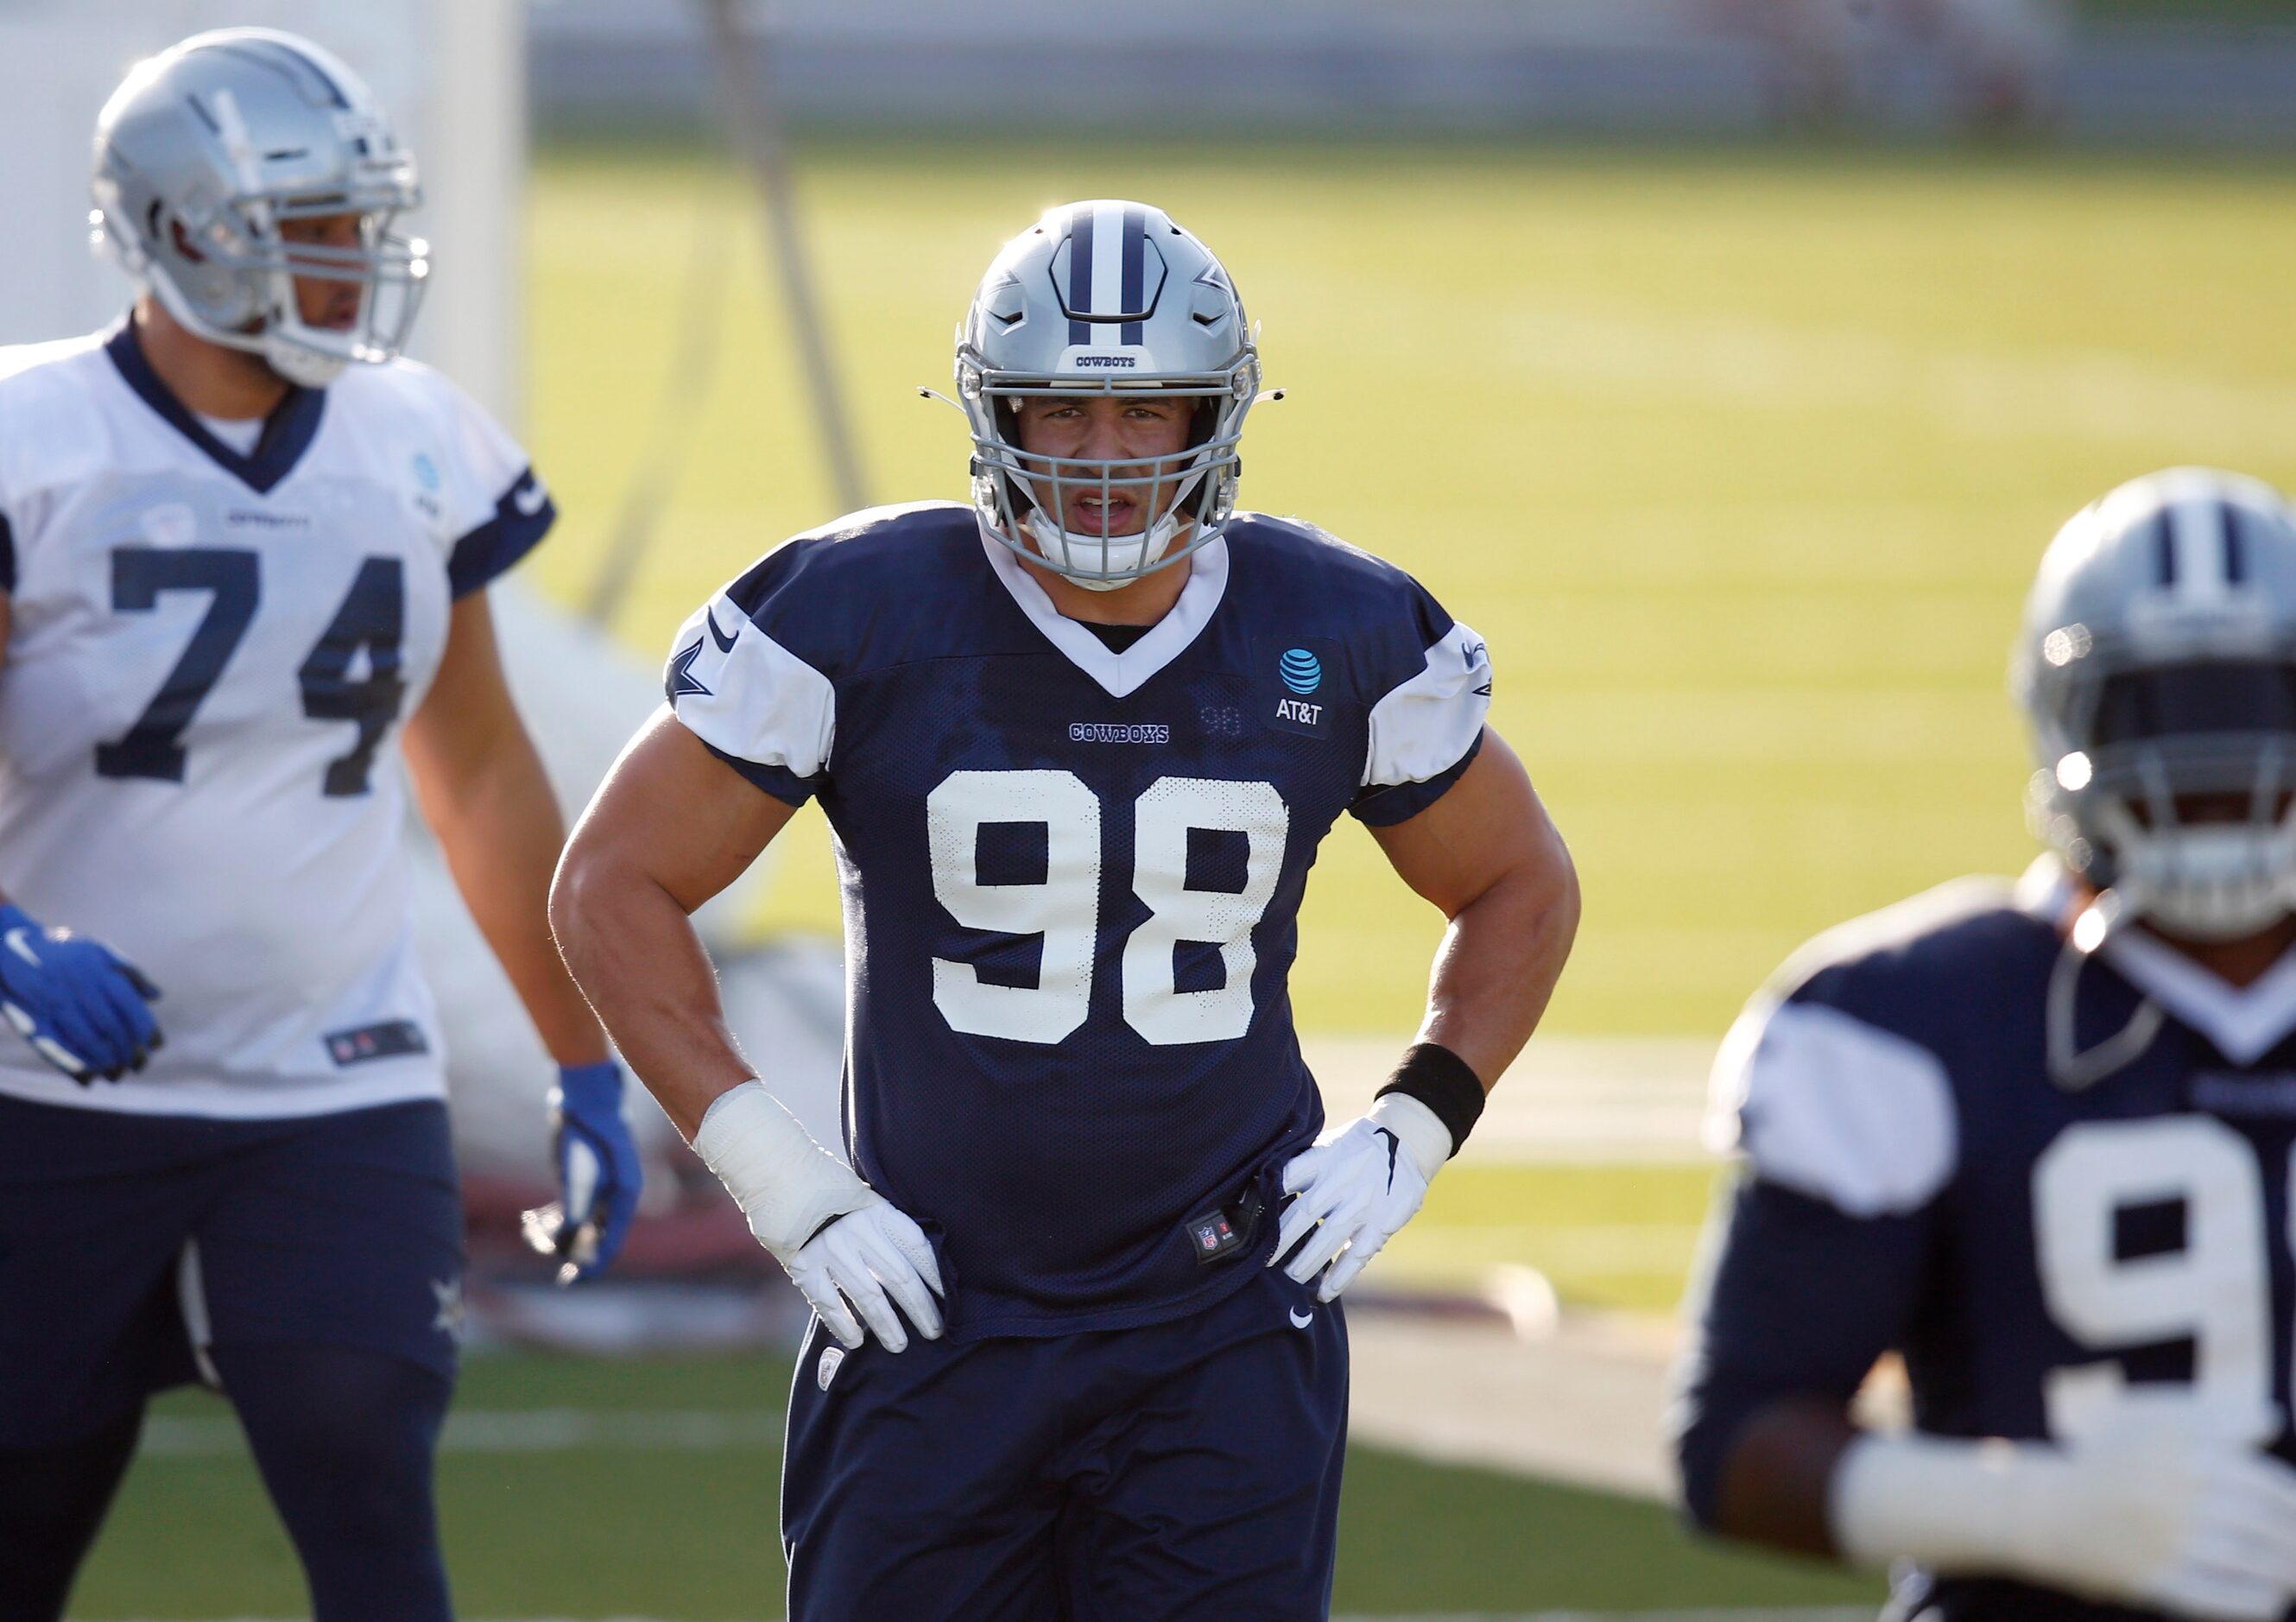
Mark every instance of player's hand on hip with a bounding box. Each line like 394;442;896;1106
2030;1414;2296;1619
786;1197;945;1353
688;1080;946;1352
0;903;162;1083
522;1060;646;1284
1271;1095;1452;1303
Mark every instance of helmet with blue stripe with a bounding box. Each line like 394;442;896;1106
2016;467;2296;941
956;200;1261;590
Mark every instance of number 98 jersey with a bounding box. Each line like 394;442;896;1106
0;325;553;1119
667;501;1490;1338
1677;873;2296;1619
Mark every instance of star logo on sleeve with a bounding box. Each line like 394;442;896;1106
431;1277;466;1342
667;636;713;700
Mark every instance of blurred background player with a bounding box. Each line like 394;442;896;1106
1673;469;2296;1619
551;200;1580;1617
0;29;639;1621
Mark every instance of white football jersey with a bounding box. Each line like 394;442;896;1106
0;323;553;1118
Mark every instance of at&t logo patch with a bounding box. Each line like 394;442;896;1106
1259;637;1339;738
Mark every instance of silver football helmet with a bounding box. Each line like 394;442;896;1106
2015;467;2296;944
91;29;427;389
955;200;1261;590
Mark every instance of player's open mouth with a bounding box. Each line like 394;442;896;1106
1066;492;1139;535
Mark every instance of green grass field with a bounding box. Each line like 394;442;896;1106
520;140;2296;1042
70;1351;1875;1619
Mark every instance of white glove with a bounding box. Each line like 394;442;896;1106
1832;1414;2296;1620
691;1081;945;1352
1270;1094;1451;1302
783;1199;946;1353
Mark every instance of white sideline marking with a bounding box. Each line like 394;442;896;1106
136;1408;784;1459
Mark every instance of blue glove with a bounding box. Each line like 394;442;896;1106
521;1059;643;1283
0;903;162;1084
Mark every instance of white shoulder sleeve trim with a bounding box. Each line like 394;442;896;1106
667;594;836;780
1706;999;1958;1218
1363;618;1491;789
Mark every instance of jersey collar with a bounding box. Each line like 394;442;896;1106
2099;925;2296;1068
104;320;326;497
977;520;1228;700
2021;857;2296;1065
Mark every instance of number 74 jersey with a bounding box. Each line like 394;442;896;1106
1679;875;2296;1619
0;326;553;1118
667;501;1491;1339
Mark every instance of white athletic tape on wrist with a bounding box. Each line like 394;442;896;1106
1368;1092;1452;1184
691;1080;877;1261
1830;1431;2027;1574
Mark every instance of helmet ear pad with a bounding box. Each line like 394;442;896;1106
988;400;1040;520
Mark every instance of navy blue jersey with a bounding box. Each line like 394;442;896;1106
666;502;1490;1337
1676;876;2296;1621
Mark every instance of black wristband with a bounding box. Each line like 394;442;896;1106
1373;1042;1484;1158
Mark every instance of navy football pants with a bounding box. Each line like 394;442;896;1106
782;1260;1348;1621
0;1094;461;1619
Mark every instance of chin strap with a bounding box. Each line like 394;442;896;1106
2046;890;2166;1092
1023;508;1185;591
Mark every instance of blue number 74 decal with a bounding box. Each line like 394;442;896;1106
96;547;408;796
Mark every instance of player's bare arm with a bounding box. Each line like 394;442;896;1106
553;712;945;1351
1272;730;1578;1302
404;592;607;1068
550;708;794;1136
402;589;645;1280
1369;727;1578;1083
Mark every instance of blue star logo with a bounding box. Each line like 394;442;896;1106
667;637;712;700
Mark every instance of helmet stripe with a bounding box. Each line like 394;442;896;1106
2223;504;2249;585
1066;205;1094;345
294;48;351;109
2154;511;2178;587
1119;205;1148;345
1088;200;1128;320
2165;497;2236;604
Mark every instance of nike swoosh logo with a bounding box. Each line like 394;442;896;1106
512;477;549;517
1289;1307;1315;1329
705;606;738;654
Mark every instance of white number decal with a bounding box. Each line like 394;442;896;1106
927;770;1102;1044
2032;1118;2280;1444
1124;777;1287;1046
925;770;1287;1046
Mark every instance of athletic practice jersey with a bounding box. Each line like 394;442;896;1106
0;323;553;1118
668;502;1490;1336
1677;871;2296;1621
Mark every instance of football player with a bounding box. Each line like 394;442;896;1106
0;31;640;1622
1673;469;2296;1620
552;200;1581;1616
